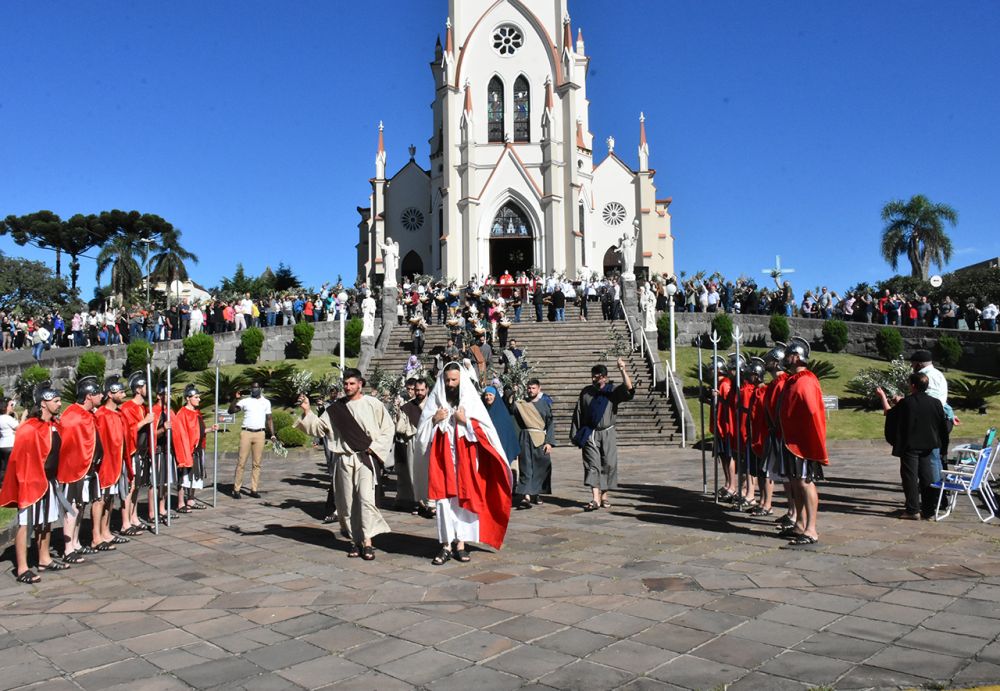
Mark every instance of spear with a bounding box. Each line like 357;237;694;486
697;345;707;495
146;361;159;535
212;358;220;508
734;325;743;505
709;329;720;504
166;361;173;527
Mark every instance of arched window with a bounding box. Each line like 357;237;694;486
491;202;532;238
488;76;504;143
513;76;530;142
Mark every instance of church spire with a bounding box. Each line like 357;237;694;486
463;80;473;114
563;15;572;53
541;77;555;141
445;17;454;56
576;27;585;54
375;121;386;178
638;112;649;172
434;35;442;63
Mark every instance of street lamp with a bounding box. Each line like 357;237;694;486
140;237;155;306
665;281;678;372
338;291;349;372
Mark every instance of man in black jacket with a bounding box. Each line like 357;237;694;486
878;373;950;519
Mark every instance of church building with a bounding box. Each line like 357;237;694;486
357;0;675;285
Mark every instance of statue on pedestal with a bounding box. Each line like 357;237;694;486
378;238;400;289
640;284;657;332
361;293;377;338
616;223;638;280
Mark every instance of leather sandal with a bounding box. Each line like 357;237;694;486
38;561;70;572
16;570;40;584
583;500;600;512
361;545;376;561
432;547;452;565
347;543;361;558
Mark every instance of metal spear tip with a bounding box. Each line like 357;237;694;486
733;326;742;342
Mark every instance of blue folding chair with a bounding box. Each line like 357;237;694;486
932;445;997;522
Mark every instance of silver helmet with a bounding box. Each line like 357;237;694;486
104;377;125;395
764;341;786;365
747;357;766;381
710;355;728;374
786;336;811;362
727;353;747;373
76;376;101;402
127;371;147;393
33;381;59;405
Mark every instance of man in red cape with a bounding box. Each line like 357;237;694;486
58;376;104;561
118;371;154;535
418;361;512;565
0;384;66;582
173;385;210;512
778;337;828;547
93;378;128;550
712;357;735;501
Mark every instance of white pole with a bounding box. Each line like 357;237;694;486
339;297;346;371
213;359;220;508
734;325;743;503
166;362;173;527
146;361;159;535
669;295;676;373
710;329;720;503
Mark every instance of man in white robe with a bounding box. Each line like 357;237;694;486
296;369;393;561
417;362;512;565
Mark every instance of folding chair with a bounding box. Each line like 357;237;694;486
931;445;997;523
951;427;996;466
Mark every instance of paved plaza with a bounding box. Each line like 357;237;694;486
3;442;1000;690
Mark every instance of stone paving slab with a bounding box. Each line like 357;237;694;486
3;443;1000;689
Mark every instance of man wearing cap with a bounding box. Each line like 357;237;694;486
229;382;275;499
909;348;955;474
0;383;68;583
512;379;555;509
779;336;828;547
570;358;635;511
58;376;104;561
93;378;129;550
119;372;155;534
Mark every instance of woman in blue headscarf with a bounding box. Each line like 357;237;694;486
482;386;520;472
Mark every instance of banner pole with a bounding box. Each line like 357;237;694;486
146;361;159;535
213;359;220;508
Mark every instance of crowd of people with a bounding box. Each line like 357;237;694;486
0;286;363;362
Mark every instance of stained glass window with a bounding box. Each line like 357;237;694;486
513;76;529;142
491;203;531;238
492;25;523;56
488;76;504;143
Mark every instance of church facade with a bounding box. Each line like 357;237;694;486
357;0;674;286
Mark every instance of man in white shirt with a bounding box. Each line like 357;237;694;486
981;303;999;331
228;383;276;498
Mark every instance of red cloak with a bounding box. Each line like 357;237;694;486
779;369;828;464
764;372;788;426
715;376;732;438
0;418;55;509
172;407;201;469
95;407;126;489
749;385;768;457
428;419;512;550
734;381;756;446
57;403;97;484
119;399;145;460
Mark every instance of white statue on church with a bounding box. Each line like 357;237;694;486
616;223;637;280
640;284;657;331
378;238;400;288
361;293;377;338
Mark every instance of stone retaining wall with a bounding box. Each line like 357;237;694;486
0;319;378;393
671;313;1000;375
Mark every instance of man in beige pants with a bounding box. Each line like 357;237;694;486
229;383;275;499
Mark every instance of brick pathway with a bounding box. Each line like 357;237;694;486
3;442;1000;690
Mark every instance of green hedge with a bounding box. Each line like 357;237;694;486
181;333;215;371
239;327;265;364
124;339;153;376
77;351;106;380
291;321;315;359
344;317;363;357
821;320;849;353
656;312;678;351
710;313;733;350
935;334;962;369
15;365;51;408
875;327;903;361
270;410;294;433
276;425;309;448
769;314;790;343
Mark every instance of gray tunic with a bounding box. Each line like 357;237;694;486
514;396;555;496
569;382;635;490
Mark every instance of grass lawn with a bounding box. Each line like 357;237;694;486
662;346;1000;442
1;507;14;528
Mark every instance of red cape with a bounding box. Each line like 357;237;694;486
734;381;756;446
57;403;97;484
764;372;788;426
715;377;732;438
172;407;202;468
119;399;145;460
749;385;768;457
95;407;126;489
428;419;512;550
0;418;55;509
779;369;828;464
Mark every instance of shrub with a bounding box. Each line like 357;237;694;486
180;333;215;371
193;370;248;408
806;359;839;381
656;312;679;351
710;313;733;350
291;321;315;359
821;320;849;353
845;356;911;408
934;335;962;369
769;314;790;343
271;410;294;433
276;425;309;448
949;377;1000;409
77;351;106;380
875;327;903;361
238;327;265;364
15;365;51;408
344;317;363;357
124;339;153;375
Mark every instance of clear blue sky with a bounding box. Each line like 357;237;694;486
2;0;998;300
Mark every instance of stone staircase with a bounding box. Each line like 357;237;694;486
366;301;681;447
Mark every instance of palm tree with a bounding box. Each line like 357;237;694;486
880;194;958;281
149;228;199;310
96;232;144;304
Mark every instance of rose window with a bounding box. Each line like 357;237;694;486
400;208;424;232
602;202;627;226
493;25;524;56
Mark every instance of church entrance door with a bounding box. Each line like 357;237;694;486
488;202;534;277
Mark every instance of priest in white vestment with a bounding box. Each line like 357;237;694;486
417;362;512;565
